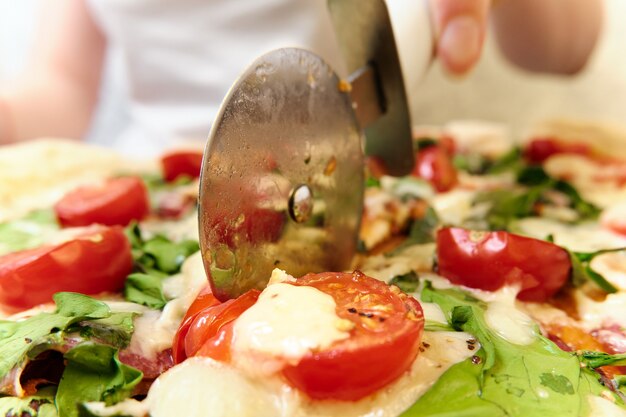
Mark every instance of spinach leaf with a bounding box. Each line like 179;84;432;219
389;271;420;293
569;248;625;293
55;343;142;417
0;209;59;255
124;273;167;309
0;293;110;378
0;386;58;417
401;283;622;416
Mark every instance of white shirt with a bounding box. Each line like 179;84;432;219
85;0;341;156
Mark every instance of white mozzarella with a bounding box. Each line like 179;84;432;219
513;217;626;252
232;283;351;372
430;190;476;226
129;251;207;360
360;243;435;283
444;120;513;158
588;394;626;417
589;252;626;291
146;331;477;417
575;291;626;329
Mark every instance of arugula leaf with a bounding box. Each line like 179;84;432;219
0;209;59;255
0;386;58;417
0;293;111;378
569;248;624;293
454;147;523;176
402;283;623;416
125;224;199;275
124;273;167;309
389;271;420;293
73;313;137;349
55;343;142;417
486;147;524;174
389;207;439;255
578;351;626;369
365;176;381;188
475;165;599;230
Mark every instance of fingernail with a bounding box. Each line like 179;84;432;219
439;15;482;75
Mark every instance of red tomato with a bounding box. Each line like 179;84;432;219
161;150;204;182
172;286;221;363
55;177;150;227
283;271;424;401
436;227;571;301
179;290;260;363
523;137;592;164
412;145;458;192
0;225;132;312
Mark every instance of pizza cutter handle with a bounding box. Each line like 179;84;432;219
327;0;434;177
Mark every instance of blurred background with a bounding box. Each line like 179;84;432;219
1;0;626;144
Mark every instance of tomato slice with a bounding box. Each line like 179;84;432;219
172;286;221;363
55;177;150;227
412;143;458;192
281;271;424;401
436;227;571;301
0;225;132;312
177;290;260;363
161;150;204;182
523;137;592;164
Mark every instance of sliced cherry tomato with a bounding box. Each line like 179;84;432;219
523;137;592;164
281;271;424;401
161;150;204;182
0;225;132;312
436;227;571;302
172;286;221;363
365;156;388;179
412;144;458;192
55;177;150;227
177;290;260;363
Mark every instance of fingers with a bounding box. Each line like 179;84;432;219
429;0;491;75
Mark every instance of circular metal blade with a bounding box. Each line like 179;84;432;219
199;48;364;301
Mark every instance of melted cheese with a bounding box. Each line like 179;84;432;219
146;330;477;417
513;217;626;252
575;291;626;329
588;394;626;417
589;252;626;291
129;251;207;360
232;283;351;371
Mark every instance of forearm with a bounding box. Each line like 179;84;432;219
0;70;99;144
491;0;604;74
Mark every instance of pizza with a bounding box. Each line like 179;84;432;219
1;120;626;417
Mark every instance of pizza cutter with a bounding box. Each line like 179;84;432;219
199;0;433;301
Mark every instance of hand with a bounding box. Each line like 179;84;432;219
429;0;491;75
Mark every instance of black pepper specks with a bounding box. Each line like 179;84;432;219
471;355;482;365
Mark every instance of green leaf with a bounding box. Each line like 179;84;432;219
55;343;142;417
578;351;626;369
125;224;199;275
389;271;420;293
0;209;59;255
389;207;439;255
569;248;622;293
365;176;381;188
124;273;167;309
75;313;137;349
0;294;111;378
486;147;524;175
402;283;623;416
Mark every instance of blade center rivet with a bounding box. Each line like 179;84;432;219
288;184;314;224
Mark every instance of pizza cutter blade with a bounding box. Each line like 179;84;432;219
199;0;433;301
199;48;364;302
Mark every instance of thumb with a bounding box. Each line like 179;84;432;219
429;0;491;75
